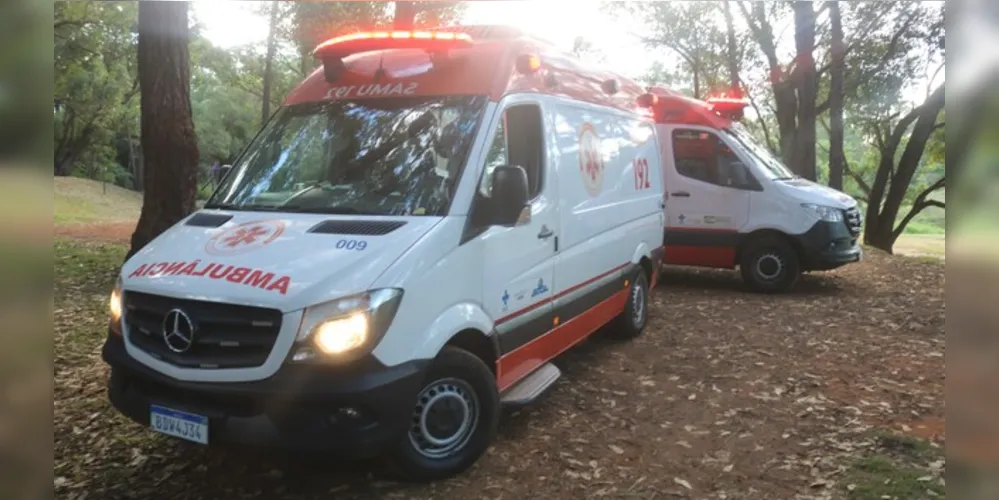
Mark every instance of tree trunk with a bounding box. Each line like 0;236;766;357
827;1;846;191
261;0;280;126
128;1;200;260
792;1;818;181
394;2;417;30
722;0;740;91
863;85;945;252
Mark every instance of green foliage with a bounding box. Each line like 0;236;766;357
54;1;463;192
54;2;139;177
611;1;744;98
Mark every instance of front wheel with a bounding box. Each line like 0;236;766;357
739;237;801;293
386;347;499;481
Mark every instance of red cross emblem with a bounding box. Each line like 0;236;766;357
206;219;286;256
578;123;604;197
223;225;270;248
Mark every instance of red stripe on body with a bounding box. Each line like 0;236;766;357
497;289;629;392
663;245;736;268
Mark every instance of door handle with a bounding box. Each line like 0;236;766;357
670;191;691;198
537;226;554;240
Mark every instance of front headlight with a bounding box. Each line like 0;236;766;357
292;288;403;362
109;276;123;335
801;203;844;222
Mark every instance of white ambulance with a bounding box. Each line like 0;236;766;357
102;26;665;480
640;87;863;292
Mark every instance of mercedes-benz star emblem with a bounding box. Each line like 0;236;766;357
162;309;196;353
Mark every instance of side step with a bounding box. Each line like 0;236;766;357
500;363;561;406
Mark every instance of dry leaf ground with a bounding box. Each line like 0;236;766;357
54;227;945;500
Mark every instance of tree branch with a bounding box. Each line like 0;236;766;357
892;177;945;239
747;92;778;154
816;10;919;115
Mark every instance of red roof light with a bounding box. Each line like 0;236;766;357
314;30;473;56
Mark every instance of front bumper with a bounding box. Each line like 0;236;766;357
794;220;863;271
102;332;429;457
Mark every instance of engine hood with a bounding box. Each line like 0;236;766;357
121;211;442;312
775;178;857;209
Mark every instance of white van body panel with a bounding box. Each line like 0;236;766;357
121;213;444;313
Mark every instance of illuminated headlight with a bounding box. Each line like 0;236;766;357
801;203;844;222
292;288;403;362
109;276;123;335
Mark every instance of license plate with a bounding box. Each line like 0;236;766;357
150;405;208;445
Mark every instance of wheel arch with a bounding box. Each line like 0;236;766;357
735;228;804;267
443;328;499;376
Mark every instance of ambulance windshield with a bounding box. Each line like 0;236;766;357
206;95;488;216
723;123;796;181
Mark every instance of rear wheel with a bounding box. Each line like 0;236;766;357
739;236;801;293
609;268;649;340
387;347;499;481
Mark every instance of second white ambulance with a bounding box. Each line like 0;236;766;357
102;26;664;480
642;87;863;292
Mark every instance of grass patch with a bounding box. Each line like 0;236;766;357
54;177;142;226
893;234;945;260
54;237;127;293
843;432;945;499
903;220;945;235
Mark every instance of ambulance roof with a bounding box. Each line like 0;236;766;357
283;25;649;116
645;86;744;130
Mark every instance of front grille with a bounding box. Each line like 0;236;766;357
123;291;283;369
844;207;863;237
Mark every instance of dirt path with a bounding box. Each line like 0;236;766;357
54;221;136;243
53;238;945;500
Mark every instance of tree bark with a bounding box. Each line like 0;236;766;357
792;1;818;181
827;1;845;191
261;0;280;126
128;1;200;260
394;2;417;30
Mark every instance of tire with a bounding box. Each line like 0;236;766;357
386;346;499;481
739;236;801;293
610;268;649;340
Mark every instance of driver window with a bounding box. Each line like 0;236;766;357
479;104;544;198
672;129;756;190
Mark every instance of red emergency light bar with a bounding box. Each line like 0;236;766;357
706;96;749;121
314;30;473;58
313;30;474;83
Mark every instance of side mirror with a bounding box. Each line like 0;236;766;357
489;165;530;226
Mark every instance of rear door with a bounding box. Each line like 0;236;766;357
662;126;756;268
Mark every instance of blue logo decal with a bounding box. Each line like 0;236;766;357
501;289;510;310
531;278;549;298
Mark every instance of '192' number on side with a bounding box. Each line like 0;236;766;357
634;158;651;190
336;239;367;251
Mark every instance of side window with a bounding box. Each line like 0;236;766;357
671;129;756;189
480;104;544;199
